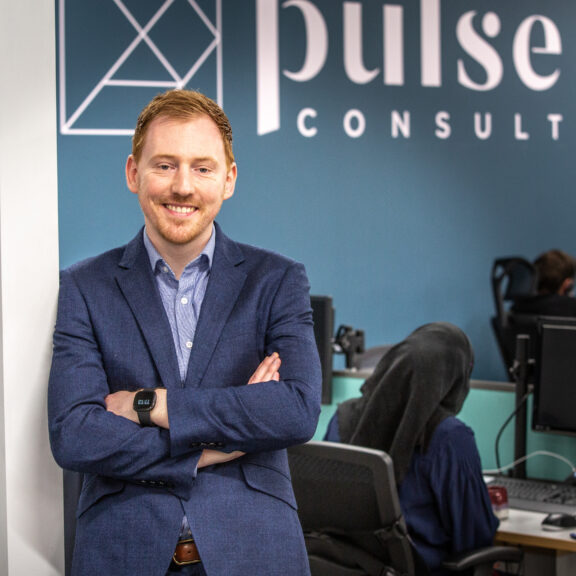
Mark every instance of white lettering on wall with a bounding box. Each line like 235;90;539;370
457;12;503;91
515;114;530;140
435;111;451;139
421;0;442;87
282;0;328;82
392;111;410;138
343;109;366;137
293;107;563;140
297;108;318;137
547;114;563;140
256;0;564;136
257;0;280;135
257;0;327;135
474;112;492;139
344;2;379;84
513;16;561;91
384;5;404;85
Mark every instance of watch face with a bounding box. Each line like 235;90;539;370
134;389;156;412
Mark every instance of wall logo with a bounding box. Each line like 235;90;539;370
59;0;223;135
60;0;566;142
256;0;565;141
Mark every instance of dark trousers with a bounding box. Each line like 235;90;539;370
165;561;207;576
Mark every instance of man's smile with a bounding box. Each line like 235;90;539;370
164;204;197;215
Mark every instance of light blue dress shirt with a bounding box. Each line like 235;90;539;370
143;227;215;381
143;226;216;540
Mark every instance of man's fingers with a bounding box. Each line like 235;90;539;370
248;353;281;384
198;449;245;468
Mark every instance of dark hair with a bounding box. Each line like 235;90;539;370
132;90;234;166
534;249;576;294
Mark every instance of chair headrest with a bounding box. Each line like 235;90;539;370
492;257;537;301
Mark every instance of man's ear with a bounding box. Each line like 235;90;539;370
224;162;237;200
126;155;139;194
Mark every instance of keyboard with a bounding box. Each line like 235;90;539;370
486;475;576;515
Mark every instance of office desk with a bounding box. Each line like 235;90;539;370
495;509;576;576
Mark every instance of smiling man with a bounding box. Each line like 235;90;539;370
48;90;322;576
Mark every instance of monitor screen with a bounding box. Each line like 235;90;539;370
310;295;334;405
532;319;576;436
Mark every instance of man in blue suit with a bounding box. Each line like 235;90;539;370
48;89;322;575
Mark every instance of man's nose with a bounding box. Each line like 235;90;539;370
172;169;194;195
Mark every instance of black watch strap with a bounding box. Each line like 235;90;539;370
133;389;157;427
137;408;153;427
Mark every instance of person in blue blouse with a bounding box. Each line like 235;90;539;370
324;322;499;575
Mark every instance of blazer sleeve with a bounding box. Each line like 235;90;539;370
167;260;323;457
48;268;200;498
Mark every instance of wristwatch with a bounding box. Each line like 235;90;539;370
133;389;157;426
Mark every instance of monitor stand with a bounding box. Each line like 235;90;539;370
511;334;530;479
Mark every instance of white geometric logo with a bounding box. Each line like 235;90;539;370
59;0;223;135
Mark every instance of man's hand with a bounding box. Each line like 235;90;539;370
198;449;245;468
104;390;139;423
248;351;281;384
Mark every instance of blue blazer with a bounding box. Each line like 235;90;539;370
48;224;322;576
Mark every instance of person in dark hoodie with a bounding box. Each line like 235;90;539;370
324;322;498;575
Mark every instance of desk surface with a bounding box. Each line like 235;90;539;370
334;373;515;393
495;509;576;553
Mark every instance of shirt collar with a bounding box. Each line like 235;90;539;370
143;225;216;275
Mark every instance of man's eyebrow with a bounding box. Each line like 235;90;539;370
149;154;218;165
190;156;218;165
149;154;177;162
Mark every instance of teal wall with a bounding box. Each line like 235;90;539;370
57;1;576;381
314;375;576;482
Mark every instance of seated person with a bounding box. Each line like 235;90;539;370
324;322;498;576
512;249;576;316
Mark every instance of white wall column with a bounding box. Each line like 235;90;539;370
0;1;62;574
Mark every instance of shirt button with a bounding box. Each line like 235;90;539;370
186;341;193;349
181;297;189;305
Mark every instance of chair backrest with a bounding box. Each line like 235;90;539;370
490;257;538;379
288;441;418;576
491;313;541;381
491;257;537;327
63;470;83;576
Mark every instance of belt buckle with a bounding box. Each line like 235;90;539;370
173;538;201;566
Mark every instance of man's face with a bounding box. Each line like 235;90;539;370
126;114;236;257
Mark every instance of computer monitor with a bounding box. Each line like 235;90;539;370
310;295;334;405
532;318;576;436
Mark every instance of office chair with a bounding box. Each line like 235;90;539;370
63;470;83;576
288;441;522;576
490;257;537;380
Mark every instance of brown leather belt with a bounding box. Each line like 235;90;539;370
173;539;201;565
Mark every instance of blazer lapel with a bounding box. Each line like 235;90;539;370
185;225;247;388
115;231;181;389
